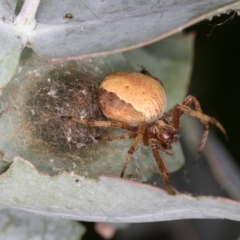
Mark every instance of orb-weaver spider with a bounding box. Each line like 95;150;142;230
64;69;226;195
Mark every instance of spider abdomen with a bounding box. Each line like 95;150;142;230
98;71;166;126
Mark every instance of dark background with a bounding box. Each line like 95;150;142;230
187;11;240;164
82;12;240;240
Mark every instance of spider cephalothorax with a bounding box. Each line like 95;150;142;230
148;120;178;149
65;69;226;195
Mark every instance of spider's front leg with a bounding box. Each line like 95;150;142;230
169;95;206;130
167;95;226;161
150;142;174;195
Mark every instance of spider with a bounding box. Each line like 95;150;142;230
64;69;226;195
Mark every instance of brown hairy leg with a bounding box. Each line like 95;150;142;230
120;123;147;177
175;104;226;135
151;142;174;195
170;95;204;129
99;132;138;141
150;139;174;156
167;95;211;162
64;116;138;140
67;117;137;132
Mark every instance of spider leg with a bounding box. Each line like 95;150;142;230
167;95;226;162
120;123;146;177
181;97;210;161
150;139;174;156
176;104;226;136
63;116;137;132
168;95;205;129
158;145;174;156
151;142;174;195
176;101;227;162
98;132;138;141
176;97;210;162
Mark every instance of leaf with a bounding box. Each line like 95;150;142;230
29;0;240;60
0;157;240;222
0;24;23;90
0;0;239;89
0;33;239;222
0;207;85;240
0;34;192;221
0;0;16;17
0;34;192;181
181;116;240;200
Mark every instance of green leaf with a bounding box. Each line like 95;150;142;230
0;34;194;221
0;24;22;90
0;157;240;222
29;0;240;60
0;30;239;223
0;0;239;89
0;207;85;240
0;34;192;180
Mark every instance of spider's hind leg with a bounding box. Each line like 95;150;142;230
66;116;139;143
64;116;137;131
98;132;138;141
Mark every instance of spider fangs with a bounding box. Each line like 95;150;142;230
66;70;226;195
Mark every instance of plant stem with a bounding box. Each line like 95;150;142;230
14;0;40;26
